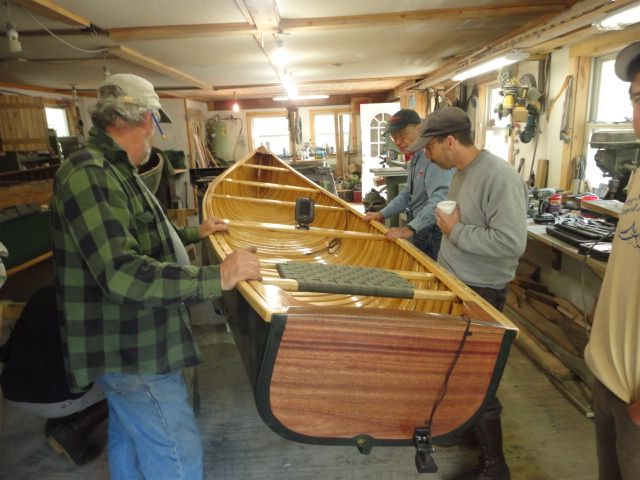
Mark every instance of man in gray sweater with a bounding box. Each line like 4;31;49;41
410;106;528;480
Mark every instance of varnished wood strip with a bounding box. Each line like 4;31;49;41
210;194;344;211
225;219;385;240
221;178;318;193
241;164;290;172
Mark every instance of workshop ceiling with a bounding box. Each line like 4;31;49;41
0;0;633;103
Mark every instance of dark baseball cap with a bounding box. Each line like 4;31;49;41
615;41;640;82
383;109;422;136
408;107;471;152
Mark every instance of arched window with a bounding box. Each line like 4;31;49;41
369;113;391;158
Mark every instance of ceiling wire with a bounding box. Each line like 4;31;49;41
19;3;108;54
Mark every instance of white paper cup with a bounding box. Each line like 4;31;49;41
437;200;457;215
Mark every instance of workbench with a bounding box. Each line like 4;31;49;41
526;222;607;278
370;167;408;227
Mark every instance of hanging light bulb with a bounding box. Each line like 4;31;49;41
232;92;240;112
273;30;288;66
6;21;21;53
5;1;21;53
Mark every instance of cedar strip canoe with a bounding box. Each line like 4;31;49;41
203;147;517;455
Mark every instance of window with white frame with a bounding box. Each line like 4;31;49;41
311;110;351;153
484;84;510;162
584;52;634;189
45;107;70;137
249;114;290;156
370;113;391;158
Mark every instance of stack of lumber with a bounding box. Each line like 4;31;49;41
192;133;224;168
504;260;594;417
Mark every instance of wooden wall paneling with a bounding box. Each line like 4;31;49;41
0;96;49;152
560;56;591;190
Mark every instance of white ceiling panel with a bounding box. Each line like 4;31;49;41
0;0;602;101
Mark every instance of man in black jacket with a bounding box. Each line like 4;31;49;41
0;285;108;465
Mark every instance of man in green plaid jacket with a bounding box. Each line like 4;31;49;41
51;73;261;480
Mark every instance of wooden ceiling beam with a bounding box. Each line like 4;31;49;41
241;0;280;32
14;0;93;28
109;23;260;42
413;0;639;88
108;46;212;91
280;5;568;32
88;3;571;42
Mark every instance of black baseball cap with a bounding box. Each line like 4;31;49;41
615;41;640;82
408;107;471;152
383;109;422;136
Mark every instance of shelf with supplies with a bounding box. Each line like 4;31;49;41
526;221;608;278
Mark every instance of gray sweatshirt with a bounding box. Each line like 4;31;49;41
438;150;528;289
380;149;454;232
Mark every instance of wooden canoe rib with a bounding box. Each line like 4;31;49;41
203;147;517;456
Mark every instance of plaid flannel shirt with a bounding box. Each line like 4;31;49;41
52;127;222;391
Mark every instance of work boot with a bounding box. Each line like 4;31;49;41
45;399;108;466
452;404;510;480
469;414;510;480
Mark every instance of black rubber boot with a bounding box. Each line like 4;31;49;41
45;399;108;466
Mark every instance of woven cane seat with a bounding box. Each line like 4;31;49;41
276;262;414;298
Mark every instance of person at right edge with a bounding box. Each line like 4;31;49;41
409;106;528;480
584;41;640;480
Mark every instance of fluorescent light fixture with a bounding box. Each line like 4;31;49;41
593;3;640;31
273;94;330;101
452;50;529;81
6;22;21;53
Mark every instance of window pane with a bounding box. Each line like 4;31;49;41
594;59;633;122
484;129;509;162
252;116;290;156
45;107;69;137
314;114;336;151
341;114;351;151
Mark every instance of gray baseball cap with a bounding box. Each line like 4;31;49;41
615;41;640;82
408;107;471;152
97;73;172;123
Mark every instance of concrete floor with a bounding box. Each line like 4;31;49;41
0;255;598;479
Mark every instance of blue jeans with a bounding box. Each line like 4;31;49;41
412;224;443;261
96;370;203;480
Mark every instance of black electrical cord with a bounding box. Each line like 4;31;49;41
424;314;472;430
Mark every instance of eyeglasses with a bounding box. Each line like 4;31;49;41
389;129;411;142
425;138;438;151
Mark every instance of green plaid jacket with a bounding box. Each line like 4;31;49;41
52;127;221;390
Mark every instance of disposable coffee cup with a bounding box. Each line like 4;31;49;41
437;200;457;215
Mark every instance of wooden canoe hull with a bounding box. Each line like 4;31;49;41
205;148;518;449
